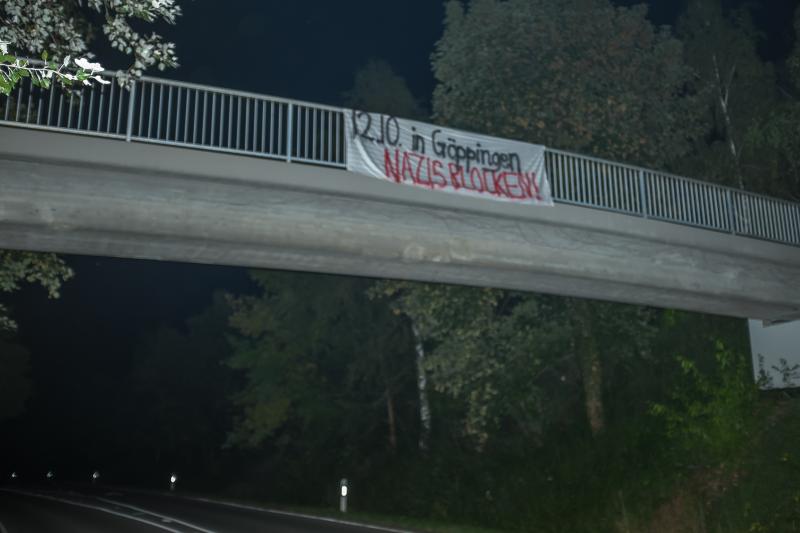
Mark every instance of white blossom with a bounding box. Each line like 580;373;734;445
74;57;103;73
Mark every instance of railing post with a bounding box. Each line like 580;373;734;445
286;102;293;163
125;80;136;142
637;169;649;218
726;189;736;234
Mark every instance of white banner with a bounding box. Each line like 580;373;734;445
345;110;553;205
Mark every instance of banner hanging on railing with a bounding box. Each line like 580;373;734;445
345;110;553;205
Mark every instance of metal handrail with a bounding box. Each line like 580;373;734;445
139;75;345;113
1;70;799;247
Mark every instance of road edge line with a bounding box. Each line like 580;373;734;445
97;497;218;533
181;495;413;533
0;488;183;533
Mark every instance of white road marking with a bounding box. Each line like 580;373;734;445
0;489;182;532
97;498;218;533
182;495;413;533
0;518;9;533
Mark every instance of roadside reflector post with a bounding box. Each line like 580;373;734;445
339;478;348;513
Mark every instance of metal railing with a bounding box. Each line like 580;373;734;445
2;71;799;247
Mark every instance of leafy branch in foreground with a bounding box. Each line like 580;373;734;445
0;44;109;95
0;0;180;80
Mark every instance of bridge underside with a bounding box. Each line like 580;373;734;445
2;127;799;321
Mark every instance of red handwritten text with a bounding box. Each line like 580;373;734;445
383;148;542;201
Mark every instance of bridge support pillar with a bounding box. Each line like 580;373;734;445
749;320;800;389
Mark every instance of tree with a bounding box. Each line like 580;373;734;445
343;61;435;450
226;271;417;464
417;0;693;439
342;59;426;120
373;282;563;449
224;271;423;504
736;5;800;202
745;107;800;202
374;281;658;447
676;0;777;190
432;0;703;169
0;0;179;93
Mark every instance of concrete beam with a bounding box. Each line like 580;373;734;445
1;126;799;320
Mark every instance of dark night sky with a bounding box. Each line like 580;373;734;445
159;0;447;106
5;0;800;474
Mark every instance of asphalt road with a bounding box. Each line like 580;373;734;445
0;487;410;533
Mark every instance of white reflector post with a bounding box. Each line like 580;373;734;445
339;478;348;513
749;319;800;389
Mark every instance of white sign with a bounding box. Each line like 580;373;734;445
749;319;800;390
345;110;553;206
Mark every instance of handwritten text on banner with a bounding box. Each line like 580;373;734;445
345;110;553;206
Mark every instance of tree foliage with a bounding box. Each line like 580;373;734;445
0;48;112;94
676;0;777;190
432;0;703;168
374;281;560;448
731;4;800;202
399;0;683;444
342;59;426;120
0;0;180;93
0;0;179;76
226;271;417;464
374;281;659;448
650;341;758;467
0;250;73;331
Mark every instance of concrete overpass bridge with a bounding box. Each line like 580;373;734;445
1;73;799;322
